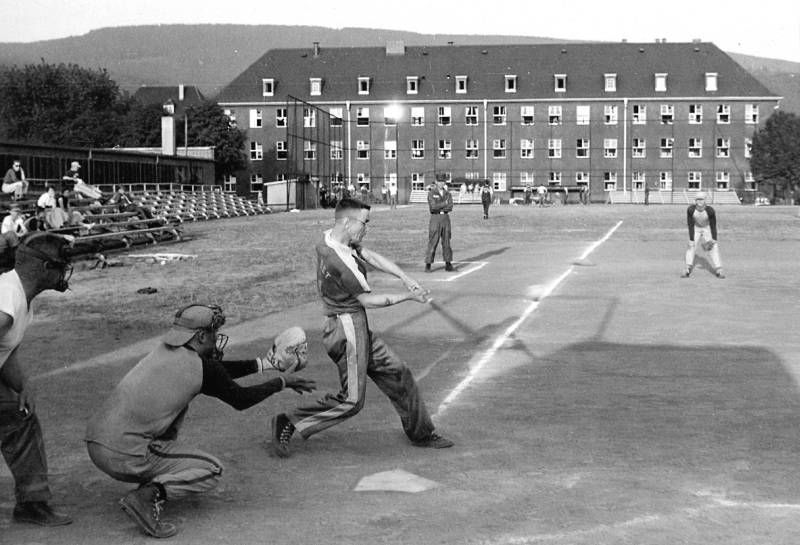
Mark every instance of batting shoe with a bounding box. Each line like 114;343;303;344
119;484;176;539
680;266;692;278
412;432;454;449
716;268;726;279
12;502;72;527
271;413;295;458
445;262;454;272
424;264;432;273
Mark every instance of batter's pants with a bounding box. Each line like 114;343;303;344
0;381;52;503
685;226;722;270
289;309;435;443
86;440;223;501
425;214;452;264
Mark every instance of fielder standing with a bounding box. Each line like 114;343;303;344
681;192;725;279
425;178;454;272
270;198;453;458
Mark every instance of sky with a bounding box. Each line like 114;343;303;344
4;0;800;63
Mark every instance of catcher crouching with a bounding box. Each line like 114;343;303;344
85;305;315;538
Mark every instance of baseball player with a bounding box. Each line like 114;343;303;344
270;198;454;459
85;306;315;538
1;232;73;527
425;179;454;272
682;191;724;279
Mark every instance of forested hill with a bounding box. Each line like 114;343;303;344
1;24;797;113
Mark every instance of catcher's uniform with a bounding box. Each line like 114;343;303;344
685;204;721;270
425;185;454;265
287;230;435;442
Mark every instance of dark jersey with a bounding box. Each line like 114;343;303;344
316;230;371;316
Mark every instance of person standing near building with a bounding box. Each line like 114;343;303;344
2;160;29;201
480;181;493;219
681;192;724;279
425;179;454;272
536;184;548;207
388;183;398;209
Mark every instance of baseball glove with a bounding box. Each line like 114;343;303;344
268;326;308;372
703;240;716;251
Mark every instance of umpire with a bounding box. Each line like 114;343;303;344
425;179;454;272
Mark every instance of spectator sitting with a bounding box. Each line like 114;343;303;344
1;205;27;236
24;208;48;233
2;159;29;200
62;161;104;201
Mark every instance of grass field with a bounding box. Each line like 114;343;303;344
6;202;800;544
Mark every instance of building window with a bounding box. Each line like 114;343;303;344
493;139;506;159
716;171;730;190
548;139;562;158
688;172;702;189
224;109;237;127
554;74;567;92
660;138;674;158
411;107;424;126
465;106;479;125
465;172;481;180
250;109;262;128
438;106;452;126
716;138;730;158
689;104;703;124
660;172;673;191
505;75;517;93
407;76;419;94
262;79;275;97
411;173;425;191
717;104;730;124
661;105;674;124
633;138;646;158
575;172;589;186
303;141;316;161
521;106;534;125
330;107;343;127
576;105;590;125
357;141;369;159
310;78;322;96
744;172;755;191
303;108;316;128
521;139;534;158
745;138;752;158
705;73;718;92
331;141;343;160
632;104;646;124
357;107;369;126
250;173;263;192
466;139;479;159
358;77;370;95
655;73;667;92
384;107;399;126
689;138;702;158
604;105;618;125
456;76;468;94
382;174;395;189
438;140;452;159
384;141;397;159
275;108;287;127
493;106;506;125
276;141;287;160
604;138;618;158
746;104;759;124
250;141;263;160
632;172;646;190
576;138;589;158
493;172;507;191
357;173;370;186
223;174;236;192
163;102;175;115
604;172;617;190
411;140;425;159
548;105;562;125
605;74;617;92
521;172;535;185
549;172;562;186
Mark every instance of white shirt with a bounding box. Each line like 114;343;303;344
0;271;32;369
38;192;55;208
1;215;25;235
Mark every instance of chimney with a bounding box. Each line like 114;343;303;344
178;84;185;101
161;115;176;156
313;42;320;58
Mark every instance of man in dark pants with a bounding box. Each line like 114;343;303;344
425;179;454;272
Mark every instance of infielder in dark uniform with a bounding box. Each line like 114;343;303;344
681;191;724;279
86;305;315;538
270;198;453;458
425;179;454;272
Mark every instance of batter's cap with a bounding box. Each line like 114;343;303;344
162;304;225;347
695;191;706;200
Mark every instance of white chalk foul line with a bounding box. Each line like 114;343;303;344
434;221;623;419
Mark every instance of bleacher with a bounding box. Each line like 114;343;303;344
409;190;484;204
608;189;741;205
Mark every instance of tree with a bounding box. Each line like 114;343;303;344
184;102;247;177
118;102;165;148
750;111;800;203
0;62;131;147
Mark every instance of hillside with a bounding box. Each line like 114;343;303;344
1;24;797;113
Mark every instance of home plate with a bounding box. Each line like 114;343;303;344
354;469;440;493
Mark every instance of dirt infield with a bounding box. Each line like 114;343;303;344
3;203;800;544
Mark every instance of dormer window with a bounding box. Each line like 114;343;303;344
505;75;517;93
554;74;567;92
705;72;718;92
163;100;175;115
604;74;617;92
456;76;468;94
358;77;371;95
655;73;668;92
310;78;322;96
262;79;275;97
407;77;419;95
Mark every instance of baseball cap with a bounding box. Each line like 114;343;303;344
162;304;226;347
695;191;706;200
71;161;81;169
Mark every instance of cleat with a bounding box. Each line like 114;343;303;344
716;269;725;279
119;484;176;538
271;413;295;458
13;502;72;527
445;263;454;272
412;432;454;449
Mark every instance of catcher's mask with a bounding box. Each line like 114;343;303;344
17;232;73;292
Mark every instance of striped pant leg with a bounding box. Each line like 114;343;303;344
291;312;370;439
0;382;51;503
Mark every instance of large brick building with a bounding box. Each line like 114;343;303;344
216;41;781;203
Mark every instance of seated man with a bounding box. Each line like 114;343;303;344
62;161;104;201
2;160;29;200
1;205;27;236
85;305;316;538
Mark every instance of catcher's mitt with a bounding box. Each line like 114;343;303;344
268;326;309;372
702;240;716;251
